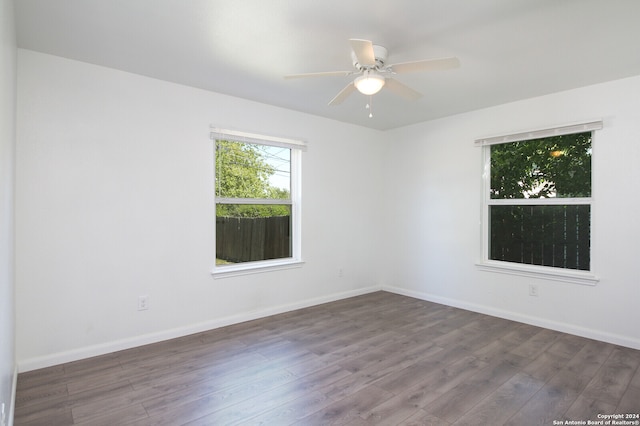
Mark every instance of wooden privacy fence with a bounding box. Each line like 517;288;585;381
216;216;291;263
490;204;590;270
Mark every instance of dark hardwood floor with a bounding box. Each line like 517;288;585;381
15;291;640;425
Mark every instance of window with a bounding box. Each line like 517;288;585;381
210;128;305;275
476;121;601;284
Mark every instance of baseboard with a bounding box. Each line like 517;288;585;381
8;364;17;426
17;286;381;372
382;285;640;351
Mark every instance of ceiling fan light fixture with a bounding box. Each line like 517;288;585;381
355;71;385;95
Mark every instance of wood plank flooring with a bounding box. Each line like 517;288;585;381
14;291;640;425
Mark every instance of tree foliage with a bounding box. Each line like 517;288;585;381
215;140;290;217
490;132;592;199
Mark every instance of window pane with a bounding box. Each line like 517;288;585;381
215;140;291;199
490;132;591;199
216;204;291;264
490;205;590;270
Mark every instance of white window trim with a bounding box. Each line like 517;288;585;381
210;127;305;277
212;258;305;279
474;120;603;147
475;260;598;286
476;121;601;286
210;127;308;151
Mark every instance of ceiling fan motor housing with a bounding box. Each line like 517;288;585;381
352;45;388;71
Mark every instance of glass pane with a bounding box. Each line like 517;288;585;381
490;132;591;199
216;204;291;265
490;205;590;271
215;140;291;199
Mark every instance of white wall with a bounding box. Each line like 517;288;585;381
0;0;17;420
382;75;640;349
15;50;386;371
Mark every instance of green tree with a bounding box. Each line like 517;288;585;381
490;132;591;199
215;140;290;217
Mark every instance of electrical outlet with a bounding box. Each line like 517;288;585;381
529;284;539;297
138;295;149;311
338;269;344;277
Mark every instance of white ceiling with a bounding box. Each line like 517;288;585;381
15;0;640;130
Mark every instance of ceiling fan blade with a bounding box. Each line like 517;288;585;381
328;82;356;105
385;78;422;101
284;70;352;79
390;57;460;74
349;39;376;67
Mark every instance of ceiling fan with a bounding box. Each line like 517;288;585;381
285;39;460;106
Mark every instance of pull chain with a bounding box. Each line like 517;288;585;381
366;95;373;118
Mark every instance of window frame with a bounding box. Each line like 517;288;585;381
210;127;305;277
476;121;601;286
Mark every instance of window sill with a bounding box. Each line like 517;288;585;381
476;260;599;286
212;259;305;279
